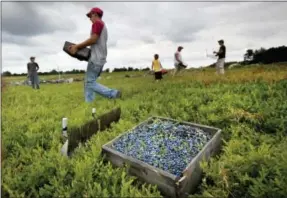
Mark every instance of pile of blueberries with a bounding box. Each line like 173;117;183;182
111;119;212;177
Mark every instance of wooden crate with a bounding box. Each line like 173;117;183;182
101;116;222;198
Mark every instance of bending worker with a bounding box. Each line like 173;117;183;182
151;54;163;81
173;46;187;77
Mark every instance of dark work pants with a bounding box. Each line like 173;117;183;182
29;72;40;89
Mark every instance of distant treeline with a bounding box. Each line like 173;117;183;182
2;67;151;77
244;45;287;64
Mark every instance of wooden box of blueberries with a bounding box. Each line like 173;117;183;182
101;116;222;198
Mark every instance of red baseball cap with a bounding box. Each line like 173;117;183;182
86;7;103;18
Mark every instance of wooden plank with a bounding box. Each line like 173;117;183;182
67;107;121;155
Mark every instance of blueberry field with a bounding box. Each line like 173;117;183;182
2;64;287;197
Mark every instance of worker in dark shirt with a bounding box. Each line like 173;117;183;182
27;56;40;89
213;40;226;75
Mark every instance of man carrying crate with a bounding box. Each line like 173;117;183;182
173;46;187;77
68;7;121;103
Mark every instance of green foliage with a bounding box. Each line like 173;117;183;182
2;64;287;197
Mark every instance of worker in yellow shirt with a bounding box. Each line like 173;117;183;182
151;54;163;81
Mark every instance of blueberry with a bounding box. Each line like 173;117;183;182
111;119;212;175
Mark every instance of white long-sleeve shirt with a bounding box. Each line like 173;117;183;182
174;51;183;65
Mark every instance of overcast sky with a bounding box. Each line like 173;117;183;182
2;1;287;73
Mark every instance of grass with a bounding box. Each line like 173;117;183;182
2;64;287;197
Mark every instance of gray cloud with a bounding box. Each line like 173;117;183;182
231;2;287;23
108;40;117;48
2;32;32;45
82;2;209;43
238;22;280;39
163;22;205;43
141;36;155;44
2;2;76;37
2;2;287;74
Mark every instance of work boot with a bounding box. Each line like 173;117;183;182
115;90;122;99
